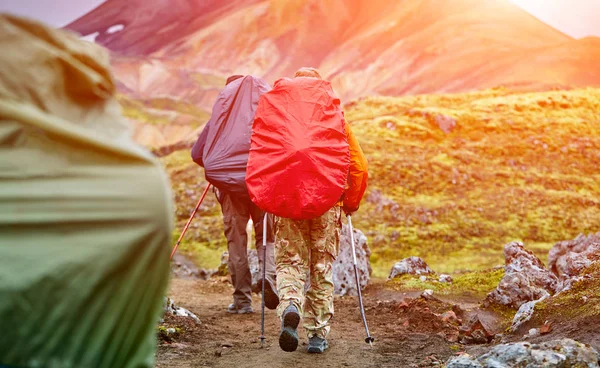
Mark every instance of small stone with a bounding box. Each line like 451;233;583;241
441;311;459;324
388;256;433;279
540;321;553;335
420;275;427;282
528;328;540;337
439;274;453;283
166;328;176;335
221;342;233;348
470;329;489;344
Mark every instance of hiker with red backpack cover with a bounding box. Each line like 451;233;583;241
246;67;369;353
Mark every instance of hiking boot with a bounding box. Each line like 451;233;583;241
227;303;253;314
257;277;279;310
279;303;300;352
307;336;329;354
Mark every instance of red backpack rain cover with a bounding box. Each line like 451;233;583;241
246;77;350;220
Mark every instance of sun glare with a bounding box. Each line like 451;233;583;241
508;0;546;7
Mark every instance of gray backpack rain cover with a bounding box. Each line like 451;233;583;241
191;76;271;197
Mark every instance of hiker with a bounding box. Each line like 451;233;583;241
191;75;279;314
0;15;172;367
246;67;368;353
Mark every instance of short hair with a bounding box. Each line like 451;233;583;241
294;67;322;79
226;75;244;85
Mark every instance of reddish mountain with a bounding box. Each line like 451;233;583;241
66;0;600;147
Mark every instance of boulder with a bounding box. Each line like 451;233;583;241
333;224;372;296
388;256;434;279
219;250;261;292
548;233;600;291
484;241;558;308
446;339;599;367
446;356;483;368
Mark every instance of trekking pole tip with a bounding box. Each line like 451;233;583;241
365;336;374;347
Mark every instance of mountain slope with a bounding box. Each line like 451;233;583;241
162;87;600;275
66;0;600;147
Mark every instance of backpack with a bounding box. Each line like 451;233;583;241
246;77;350;220
191;76;271;197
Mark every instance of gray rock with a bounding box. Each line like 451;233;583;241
484;241;558;308
510;293;549;331
248;249;260;292
164;297;200;324
446;356;483;368
333;224;372;296
218;250;260;292
440;274;453;283
548;233;600;291
388;256;434;279
446;339;600;367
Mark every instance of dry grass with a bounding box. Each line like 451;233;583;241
161;87;600;276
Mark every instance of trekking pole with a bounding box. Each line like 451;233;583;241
347;214;375;347
260;212;268;348
170;183;212;259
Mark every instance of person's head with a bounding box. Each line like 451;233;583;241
293;67;322;79
226;75;244;85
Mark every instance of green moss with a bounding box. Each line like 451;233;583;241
387;268;505;298
157;325;183;343
160;87;600;276
117;94;210;126
176;237;226;270
449;344;462;352
533;264;600;322
346;88;600;274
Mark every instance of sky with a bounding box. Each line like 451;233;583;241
0;0;599;39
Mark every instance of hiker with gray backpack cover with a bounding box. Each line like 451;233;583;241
191;75;279;314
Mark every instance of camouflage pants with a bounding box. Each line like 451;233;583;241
275;206;341;339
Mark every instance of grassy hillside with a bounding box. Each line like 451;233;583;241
162;87;600;277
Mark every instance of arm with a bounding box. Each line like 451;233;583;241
343;121;368;214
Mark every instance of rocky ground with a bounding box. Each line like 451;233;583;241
157;233;600;367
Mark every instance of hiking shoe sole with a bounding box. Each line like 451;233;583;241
307;340;329;354
279;305;300;352
279;327;299;352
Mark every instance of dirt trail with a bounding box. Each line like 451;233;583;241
156;279;465;368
